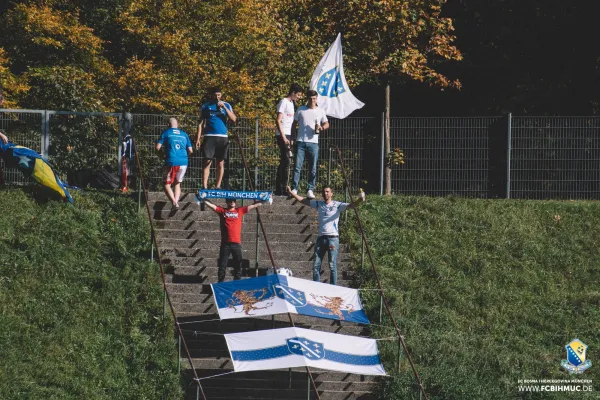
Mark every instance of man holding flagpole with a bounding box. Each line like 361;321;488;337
290;89;328;199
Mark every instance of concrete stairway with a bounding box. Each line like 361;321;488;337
148;192;378;400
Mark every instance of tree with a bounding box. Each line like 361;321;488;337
0;3;116;110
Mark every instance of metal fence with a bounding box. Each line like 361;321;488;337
2;108;599;199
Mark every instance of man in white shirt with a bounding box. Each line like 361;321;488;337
290;89;329;199
287;185;365;285
275;83;303;195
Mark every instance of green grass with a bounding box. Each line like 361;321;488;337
0;188;181;399
345;195;600;399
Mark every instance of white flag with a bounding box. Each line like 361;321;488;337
309;33;364;119
225;327;386;376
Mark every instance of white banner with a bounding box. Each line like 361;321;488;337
225;327;386;376
309;33;364;119
211;274;369;324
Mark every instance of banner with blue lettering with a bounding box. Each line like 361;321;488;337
225;327;386;376
198;189;272;202
211;275;369;324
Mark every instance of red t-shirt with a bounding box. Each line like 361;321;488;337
216;206;249;244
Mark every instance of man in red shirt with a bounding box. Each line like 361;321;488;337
201;197;267;282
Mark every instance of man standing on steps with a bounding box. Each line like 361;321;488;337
290;89;329;199
287;185;365;285
200;197;267;282
275;83;303;195
196;87;237;190
156;118;193;209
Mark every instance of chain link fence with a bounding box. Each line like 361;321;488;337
2;108;599;199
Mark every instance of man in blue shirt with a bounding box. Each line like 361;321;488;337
156;118;193;209
195;87;237;189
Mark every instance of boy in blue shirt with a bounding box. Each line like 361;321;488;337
156;118;193;209
195;87;237;189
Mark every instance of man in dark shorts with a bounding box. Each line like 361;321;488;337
200;197;266;282
196;87;237;189
156;118;193;209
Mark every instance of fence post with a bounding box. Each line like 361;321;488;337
361;235;365;270
506;113;512;199
255;216;260;277
41;110;50;157
488;113;512;199
397;336;402;372
380;112;385;196
328;147;332;187
178;334;182;373
307;373;310;400
255;115;259;188
117;114;123;175
379;291;383;324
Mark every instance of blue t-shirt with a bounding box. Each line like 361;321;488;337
156;128;192;166
201;102;233;136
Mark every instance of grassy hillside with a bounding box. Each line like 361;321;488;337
0;188;181;399
345;196;599;399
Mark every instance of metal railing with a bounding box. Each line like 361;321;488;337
2;108;599;199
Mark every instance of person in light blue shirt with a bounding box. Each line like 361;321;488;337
156;118;193;209
196;87;237;190
287;185;365;285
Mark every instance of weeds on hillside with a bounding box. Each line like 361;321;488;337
344;195;599;399
0;188;181;399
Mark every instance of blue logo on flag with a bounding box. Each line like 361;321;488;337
318;67;346;98
274;284;306;307
287;337;325;360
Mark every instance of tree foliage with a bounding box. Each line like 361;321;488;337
0;0;461;114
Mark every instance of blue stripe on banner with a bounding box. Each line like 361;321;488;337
231;345;290;361
231;344;382;366
325;350;382;366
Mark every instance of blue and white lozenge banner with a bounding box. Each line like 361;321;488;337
211;274;370;324
198;189;272;201
225;327;386;376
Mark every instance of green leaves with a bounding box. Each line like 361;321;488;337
1;1;461;113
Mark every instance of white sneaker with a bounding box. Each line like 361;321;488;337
291;189;298;195
306;189;315;199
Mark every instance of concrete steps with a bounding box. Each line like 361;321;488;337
147;192;378;399
155;220;317;234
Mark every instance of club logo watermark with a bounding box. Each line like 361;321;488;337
561;339;592;374
517;339;593;393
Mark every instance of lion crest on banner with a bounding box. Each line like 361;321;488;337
309;294;355;320
226;287;274;315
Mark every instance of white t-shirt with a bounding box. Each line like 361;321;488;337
276;98;295;137
310;200;349;236
294;105;328;144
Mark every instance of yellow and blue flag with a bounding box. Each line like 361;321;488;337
1;141;73;203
